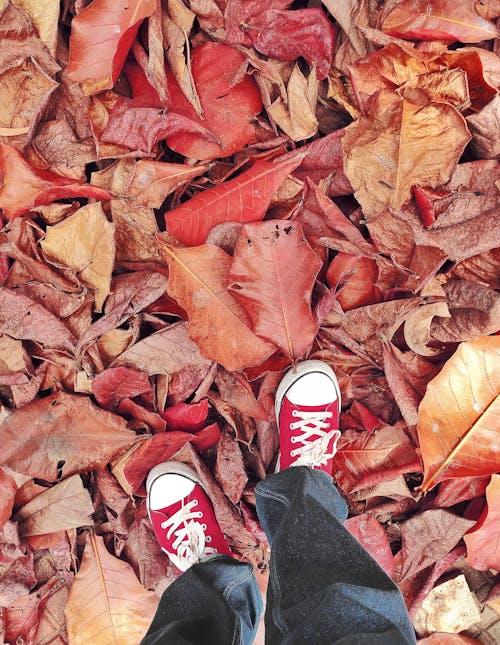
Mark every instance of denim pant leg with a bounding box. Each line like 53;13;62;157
256;467;416;645
140;556;262;645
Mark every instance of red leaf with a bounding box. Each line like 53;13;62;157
333;422;420;494
344;514;395;577
465;474;500;570
0;392;138;480
92;367;152;410
166;155;303;246
326;254;381;311
165;42;263;161
382;0;498;42
434;476;490;508
67;0;157;95
224;0;291;45
229;220;321;361
0;144;111;220
245;8;336;80
118;398;167;433
4;591;42;644
118;425;221;494
100;97;218;154
162;400;209;432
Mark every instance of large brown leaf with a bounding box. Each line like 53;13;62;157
161;242;275;371
165;155;303;246
65;533;157;644
417;336;500;493
228;221;321;361
0;392;139;480
465;474;500;571
342;90;471;219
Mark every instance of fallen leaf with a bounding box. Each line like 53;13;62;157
382;0;498;43
223;0;292;45
0;468;16;528
12;0;60;55
412;575;481;637
466;94;500;160
452;248;500;289
65;532;158;644
465;474;500;571
344;513;395;577
342;90;471;219
215;369;268;421
110;200;162;263
0;392;139;480
229;221;321;360
268;64;318;141
91;366;152;410
162;399;208;431
0;57;58;151
214;430;248;504
161;243;275;370
3;589;42;644
326;254;381;311
397;509;475;582
417;336;500;492
0;144;112;220
245;8;336;80
434;476;490;508
17;475;94;536
67;0;157;95
40;202;115;311
114;321;211;376
418;634;482;644
165;155;303;246
165;41;263;160
333;422;420;493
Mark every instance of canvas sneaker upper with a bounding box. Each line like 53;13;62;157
276;360;341;473
146;462;231;572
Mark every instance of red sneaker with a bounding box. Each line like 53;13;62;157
275;360;341;473
146;462;231;572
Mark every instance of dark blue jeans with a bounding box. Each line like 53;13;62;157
141;467;416;644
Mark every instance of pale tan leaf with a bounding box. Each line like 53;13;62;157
65;533;158;644
111;200;162;263
466;94;500;160
13;0;60;55
268;64;318;141
17;474;94;536
0;335;25;372
97;328;136;367
41;202;115;311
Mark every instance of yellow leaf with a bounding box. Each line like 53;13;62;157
65;533;158;644
269;64;318;141
13;0;60;55
41;202;115;312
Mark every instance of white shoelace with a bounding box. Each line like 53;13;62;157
290;410;341;468
160;499;216;570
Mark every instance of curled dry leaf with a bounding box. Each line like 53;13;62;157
229;220;321;361
0;392;139;480
342;90;471;219
214;430;248;505
465;474;500;571
91;366;152;410
0;468;16;528
17;474;94;536
466;94;500;160
161;242;275;371
40;202;115;312
382;0;498;43
417;336;500;493
67;0;157;95
65;533;158;644
326;253;380;311
165;155;303;246
0;144;112;220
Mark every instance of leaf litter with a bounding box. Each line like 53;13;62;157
0;0;498;642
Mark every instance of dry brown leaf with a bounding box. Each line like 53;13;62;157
418;336;500;492
268;64;318;141
13;0;60;55
97;328;136;367
65;533;158;644
0;58;58;150
342;90;471;219
403;68;470;110
41;202;115;311
110;200;162;263
466;94;500;160
0;334;25;373
17;474;94;536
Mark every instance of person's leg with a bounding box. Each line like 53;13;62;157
141;462;262;645
259;360;415;644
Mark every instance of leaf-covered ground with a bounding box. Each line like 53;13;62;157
0;0;499;643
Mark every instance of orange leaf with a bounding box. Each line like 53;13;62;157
342;90;471;219
228;221;321;361
165;155;303;246
65;533;157;644
67;0;157;95
465;473;500;570
161;242;275;371
418;336;500;493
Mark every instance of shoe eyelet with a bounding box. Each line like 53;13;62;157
291;410;298;417
196;511;203;518
290;449;297;457
290;436;297;443
191;499;198;506
290;423;297;430
206;536;212;542
201;523;207;530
